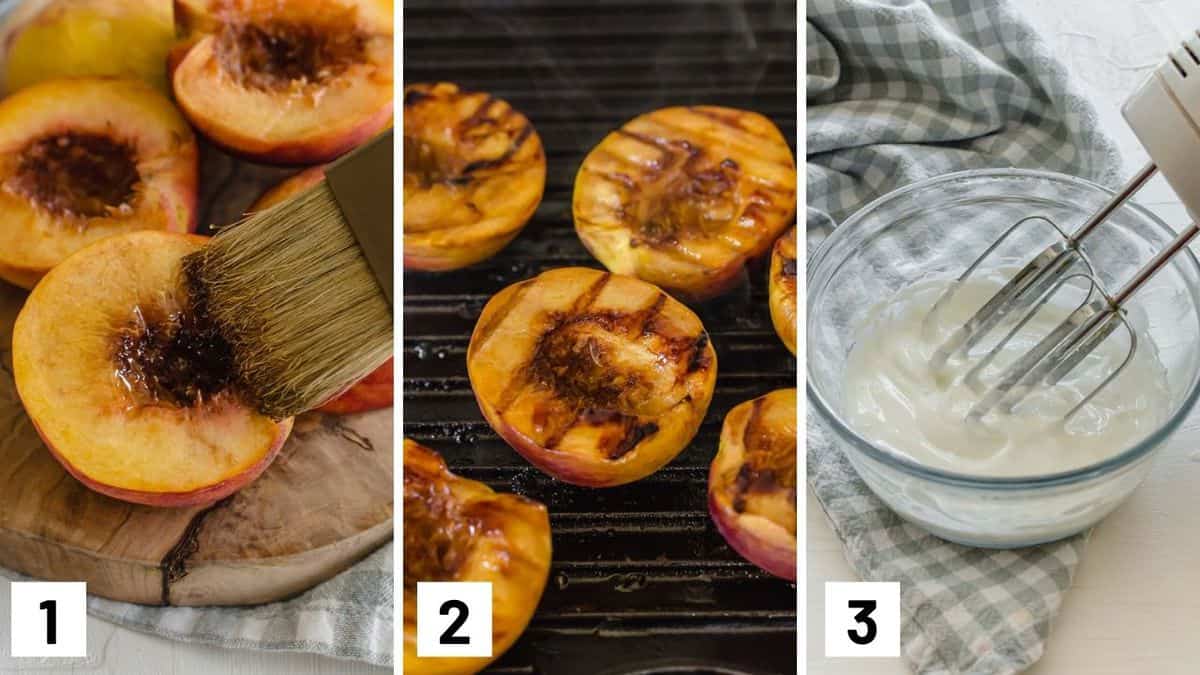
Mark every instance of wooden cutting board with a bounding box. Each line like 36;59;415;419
0;282;393;606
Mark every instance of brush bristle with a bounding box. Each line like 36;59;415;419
183;182;392;418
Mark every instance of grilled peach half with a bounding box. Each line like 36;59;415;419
403;439;550;675
709;388;796;580
247;168;394;415
12;231;293;507
0;77;197;289
171;0;393;164
404;82;546;271
768;227;797;355
468;268;717;487
574;106;796;302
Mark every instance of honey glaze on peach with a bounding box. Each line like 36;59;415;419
214;19;367;91
525;302;712;458
110;298;239;410
623;137;741;247
7;132;139;220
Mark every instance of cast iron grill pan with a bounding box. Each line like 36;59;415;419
404;2;797;672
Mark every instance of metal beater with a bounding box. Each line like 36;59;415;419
928;32;1200;422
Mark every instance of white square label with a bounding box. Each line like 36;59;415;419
416;581;492;658
824;581;901;657
10;582;87;658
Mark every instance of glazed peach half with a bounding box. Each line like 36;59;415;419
709;388;796;580
574;106;797;302
468;267;717;487
0;77;197;289
768;227;797;355
404;439;551;675
247;168;395;415
171;0;393;164
404;82;546;271
12;231;293;507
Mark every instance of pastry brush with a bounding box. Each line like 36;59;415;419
183;130;393;419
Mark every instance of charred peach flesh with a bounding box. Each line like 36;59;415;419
12;231;292;507
573;106;797;302
404;82;546;271
468;268;717;487
709;388;796;580
0;77;197;289
403;439;550;675
171;0;393;164
768;227;797;355
247;168;394;414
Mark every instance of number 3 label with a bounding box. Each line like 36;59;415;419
416;582;492;658
824;582;900;657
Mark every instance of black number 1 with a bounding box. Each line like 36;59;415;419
439;600;470;645
847;600;877;645
39;600;56;645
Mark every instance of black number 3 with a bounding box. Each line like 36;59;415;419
847;599;877;645
39;600;56;645
439;600;470;645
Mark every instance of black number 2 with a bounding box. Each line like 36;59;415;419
847;600;877;645
439;600;470;645
39;600;56;645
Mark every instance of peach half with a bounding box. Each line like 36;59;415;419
404;82;546;271
246;168;394;415
468;268;717;487
708;388;796;580
0;77;197;289
573;106;797;302
12;231;293;507
768;227;797;355
170;0;393;164
404;439;550;675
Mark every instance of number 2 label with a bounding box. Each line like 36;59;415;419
416;582;492;658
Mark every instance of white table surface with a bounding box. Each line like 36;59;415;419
808;0;1200;673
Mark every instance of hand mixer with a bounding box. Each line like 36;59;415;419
927;31;1200;422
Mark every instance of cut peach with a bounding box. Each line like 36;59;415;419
0;0;176;95
12;231;292;507
708;388;796;580
247;165;326;211
315;357;393;414
170;0;393;164
468;268;717;487
0;77;197;289
404;82;546;271
403;439;550;675
574;106;797;302
768;227;797;355
245;168;394;415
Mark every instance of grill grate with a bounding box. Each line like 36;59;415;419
403;1;797;672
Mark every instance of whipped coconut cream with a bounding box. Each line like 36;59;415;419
842;273;1172;477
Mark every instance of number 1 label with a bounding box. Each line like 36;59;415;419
416;582;492;658
9;582;86;657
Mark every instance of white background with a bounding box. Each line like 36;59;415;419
807;0;1200;673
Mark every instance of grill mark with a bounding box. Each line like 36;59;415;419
612;421;659;459
403;88;430;106
460;123;534;175
457;94;496;131
568;272;612;314
636;293;668;335
615;129;681;163
471;279;533;355
687;333;711;373
742;396;767;452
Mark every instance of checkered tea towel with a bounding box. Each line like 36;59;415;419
807;1;1124;673
0;545;393;669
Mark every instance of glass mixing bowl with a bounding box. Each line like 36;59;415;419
807;169;1200;547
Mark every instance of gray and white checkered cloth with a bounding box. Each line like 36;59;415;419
808;1;1124;673
0;545;393;669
